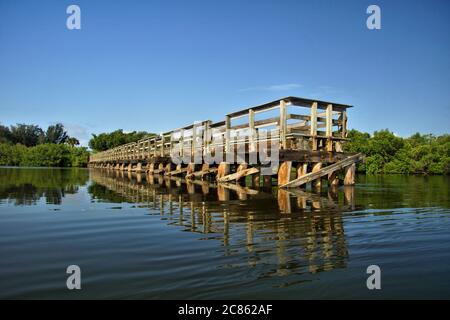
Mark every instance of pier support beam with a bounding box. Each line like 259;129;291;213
278;161;292;186
216;162;230;181
296;163;308;188
344;163;356;185
328;171;340;187
312;162;322;189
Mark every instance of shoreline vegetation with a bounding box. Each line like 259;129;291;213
0;123;89;167
1;124;448;175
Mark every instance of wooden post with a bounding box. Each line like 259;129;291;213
344;163;356;185
310;102;318;150
160;134;165;157
342;110;347;138
326;104;333;151
192;124;197;162
179;129;184;158
236;163;248;184
328;171;340;186
203;121;211;156
277;161;292;186
186;163;196;178
225;115;231;154
127;163;132;172
297;163;308;188
249;109;256;152
165;163;172;175
216;162;230;181
279;100;287;149
312;162;322;189
136;162;143;173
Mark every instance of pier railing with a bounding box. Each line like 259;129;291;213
89;97;351;164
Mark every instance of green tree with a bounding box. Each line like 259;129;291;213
0;124;12;143
45;123;69;144
10;124;44;147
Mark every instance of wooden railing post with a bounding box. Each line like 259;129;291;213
279;100;287;149
203;121;211;156
326;104;333;151
180;129;184;158
342;110;347;138
310;102;318;150
192;123;197;162
249;109;256;152
225;115;231;153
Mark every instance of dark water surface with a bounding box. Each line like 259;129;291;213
0;167;449;299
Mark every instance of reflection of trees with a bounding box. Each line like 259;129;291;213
0;168;89;205
89;169;353;282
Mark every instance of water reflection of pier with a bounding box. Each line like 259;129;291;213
90;170;356;278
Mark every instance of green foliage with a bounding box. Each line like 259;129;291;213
45;123;69;144
1;122;75;147
344;130;450;175
0;143;28;166
89;129;154;152
0;143;90;167
9;124;45;147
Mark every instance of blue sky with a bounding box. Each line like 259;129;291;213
1;0;449;146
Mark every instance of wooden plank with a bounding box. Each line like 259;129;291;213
217;167;259;182
186;168;218;179
280;153;363;188
167;167;188;176
279;150;357;163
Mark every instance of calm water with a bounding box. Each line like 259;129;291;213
0;167;449;299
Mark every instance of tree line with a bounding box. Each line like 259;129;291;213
88;129;155;152
1;122;448;174
0;123;89;167
0;123;79;146
344;129;449;175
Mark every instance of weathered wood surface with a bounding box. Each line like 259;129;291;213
90;96;352;164
280;153;363;188
217;167;259;182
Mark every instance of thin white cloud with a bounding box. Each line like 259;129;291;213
63;123;91;147
239;83;302;92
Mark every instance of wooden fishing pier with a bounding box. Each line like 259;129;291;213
89;97;363;188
